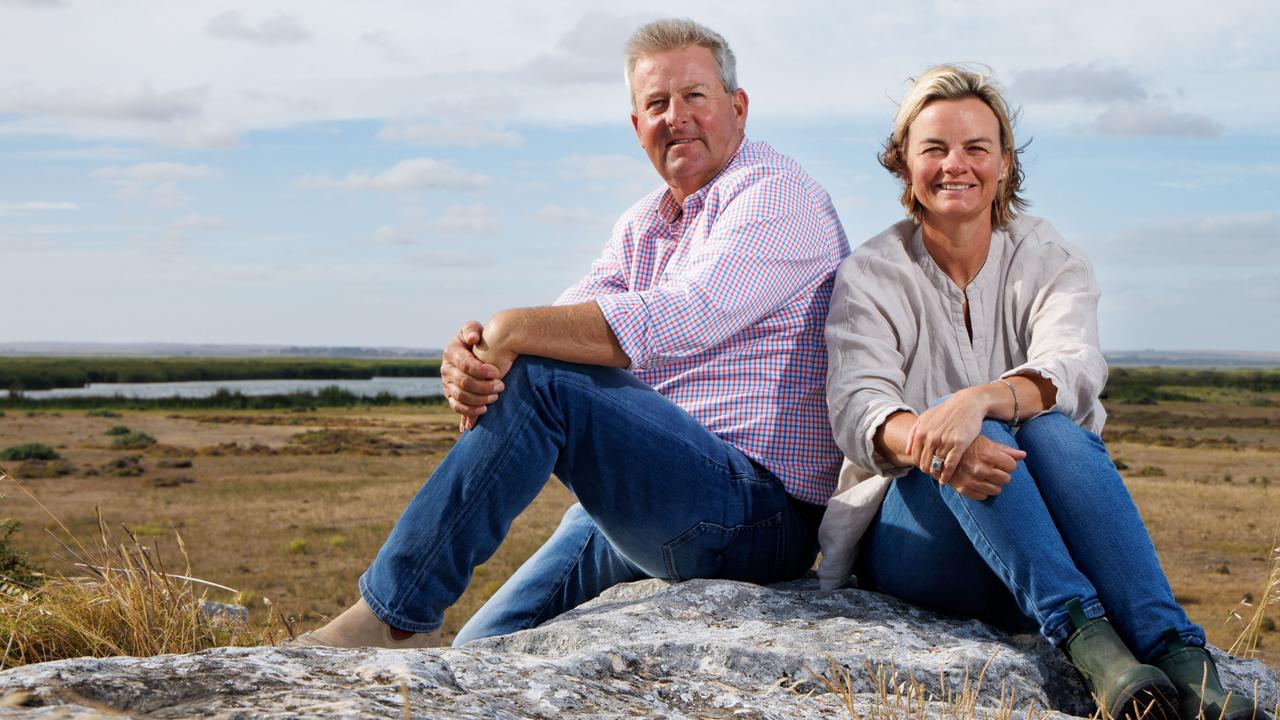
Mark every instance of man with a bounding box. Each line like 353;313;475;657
296;18;848;649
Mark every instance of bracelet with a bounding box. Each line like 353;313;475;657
994;378;1020;425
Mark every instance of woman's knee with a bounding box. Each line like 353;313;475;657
979;418;1017;445
1016;412;1101;455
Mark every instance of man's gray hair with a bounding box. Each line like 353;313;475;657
624;19;737;102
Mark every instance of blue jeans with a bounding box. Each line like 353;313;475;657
357;357;822;642
856;412;1203;662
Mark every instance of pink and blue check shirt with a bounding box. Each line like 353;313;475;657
556;138;849;504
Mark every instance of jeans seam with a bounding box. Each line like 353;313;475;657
950;496;1052;630
661;512;785;581
394;401;537;623
528;520;604;628
546;371;745;476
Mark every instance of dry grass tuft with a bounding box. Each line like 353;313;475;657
806;653;1063;719
0;465;276;669
1228;534;1280;660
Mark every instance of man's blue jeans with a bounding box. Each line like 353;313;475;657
357;357;822;643
856;412;1204;662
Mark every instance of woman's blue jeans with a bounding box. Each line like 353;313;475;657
856;412;1204;662
357;357;822;643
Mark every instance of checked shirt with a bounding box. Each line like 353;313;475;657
557;138;849;504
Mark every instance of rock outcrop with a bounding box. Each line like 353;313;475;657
1;578;1276;719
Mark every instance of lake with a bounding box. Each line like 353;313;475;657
17;377;444;400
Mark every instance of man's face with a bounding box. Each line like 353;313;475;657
630;46;748;203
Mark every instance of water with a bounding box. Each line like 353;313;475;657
17;377;444;400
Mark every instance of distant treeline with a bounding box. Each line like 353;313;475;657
0;387;447;411
1;358;1276;409
1102;366;1280;404
0;357;441;392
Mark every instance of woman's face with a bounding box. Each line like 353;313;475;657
904;97;1010;227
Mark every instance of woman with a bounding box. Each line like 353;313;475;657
819;65;1261;720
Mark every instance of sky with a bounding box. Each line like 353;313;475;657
1;0;1277;352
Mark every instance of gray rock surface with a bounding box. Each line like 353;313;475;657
1;578;1276;719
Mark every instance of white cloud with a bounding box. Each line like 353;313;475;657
377;122;522;148
172;213;225;231
204;11;311;45
0;201;78;216
427;204;500;235
523;12;653;85
91;162;218;207
0;82;207;123
557;153;651;184
1013;64;1147;103
407;250;497;268
372;225;416;245
91;162;217;182
299;158;490;192
533;205;606;227
371;205;500;246
362;31;413;64
1106;212;1279;266
0;0;67;7
1091;103;1223;138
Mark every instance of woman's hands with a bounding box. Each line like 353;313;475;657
904;387;1026;500
939;436;1023;500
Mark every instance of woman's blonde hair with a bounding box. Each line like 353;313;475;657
879;64;1028;228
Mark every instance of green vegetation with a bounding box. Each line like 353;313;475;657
0;516;39;586
0;356;441;393
85;409;120;418
105;425;132;436
111;432;156;449
1103;367;1280;405
0;387;446;411
0;444;60;461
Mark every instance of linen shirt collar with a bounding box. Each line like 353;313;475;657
907;223;1009;299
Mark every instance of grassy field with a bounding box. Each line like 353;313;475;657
0;356;441;393
1;380;1277;669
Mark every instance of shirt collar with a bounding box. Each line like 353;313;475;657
654;136;751;223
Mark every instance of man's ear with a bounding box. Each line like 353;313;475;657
733;89;749;131
631;112;640;138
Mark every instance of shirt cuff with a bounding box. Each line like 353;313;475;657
861;399;915;478
595;292;654;370
1002;363;1069;424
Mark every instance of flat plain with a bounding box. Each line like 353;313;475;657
1;389;1276;669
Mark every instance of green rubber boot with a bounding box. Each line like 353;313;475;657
1063;599;1179;720
1151;629;1267;720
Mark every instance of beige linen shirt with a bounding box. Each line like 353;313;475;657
817;213;1108;589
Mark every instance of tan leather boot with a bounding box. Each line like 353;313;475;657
286;597;444;649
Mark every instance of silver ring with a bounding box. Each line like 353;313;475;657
929;454;945;473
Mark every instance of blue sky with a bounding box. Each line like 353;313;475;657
1;0;1277;351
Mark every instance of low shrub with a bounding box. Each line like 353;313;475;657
104;426;132;436
101;456;145;477
17;460;75;479
0;444;60;461
0;515;39;586
111;432;156;450
86;409;120;418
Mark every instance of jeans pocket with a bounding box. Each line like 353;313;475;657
661;512;785;583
